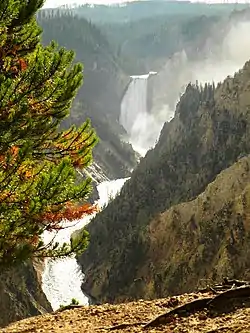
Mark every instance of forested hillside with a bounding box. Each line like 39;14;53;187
37;11;127;118
37;11;138;178
74;1;248;24
79;60;250;303
102;14;220;74
73;2;249;74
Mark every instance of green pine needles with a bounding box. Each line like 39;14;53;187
0;0;98;266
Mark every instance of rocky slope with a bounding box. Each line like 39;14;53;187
79;60;250;303
1;288;250;332
135;156;250;298
0;260;52;328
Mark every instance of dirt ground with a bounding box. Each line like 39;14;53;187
1;291;250;333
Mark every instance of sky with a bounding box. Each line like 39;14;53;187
44;0;250;8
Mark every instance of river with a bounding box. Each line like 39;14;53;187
41;178;129;310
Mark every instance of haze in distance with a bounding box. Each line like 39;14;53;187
44;0;250;9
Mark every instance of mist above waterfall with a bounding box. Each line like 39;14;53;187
120;19;250;156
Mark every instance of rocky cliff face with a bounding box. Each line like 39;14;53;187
79;60;250;303
0;260;52;328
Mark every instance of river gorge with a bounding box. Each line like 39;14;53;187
40;63;245;308
41;178;129;310
41;72;158;309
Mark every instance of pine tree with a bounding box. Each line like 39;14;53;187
0;0;98;266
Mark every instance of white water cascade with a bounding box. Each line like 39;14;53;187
41;178;128;310
120;72;160;155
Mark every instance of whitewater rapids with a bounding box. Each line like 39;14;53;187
41;178;128;310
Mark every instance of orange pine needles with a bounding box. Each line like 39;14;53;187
0;145;19;169
39;203;99;230
18;58;28;71
10;145;19;156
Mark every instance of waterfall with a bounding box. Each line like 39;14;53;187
120;72;159;156
41;177;129;310
120;75;149;155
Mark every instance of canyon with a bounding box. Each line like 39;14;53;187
2;3;250;331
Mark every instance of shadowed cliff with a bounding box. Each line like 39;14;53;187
0;261;52;328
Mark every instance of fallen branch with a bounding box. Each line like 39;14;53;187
143;285;250;329
208;285;250;307
143;297;212;329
